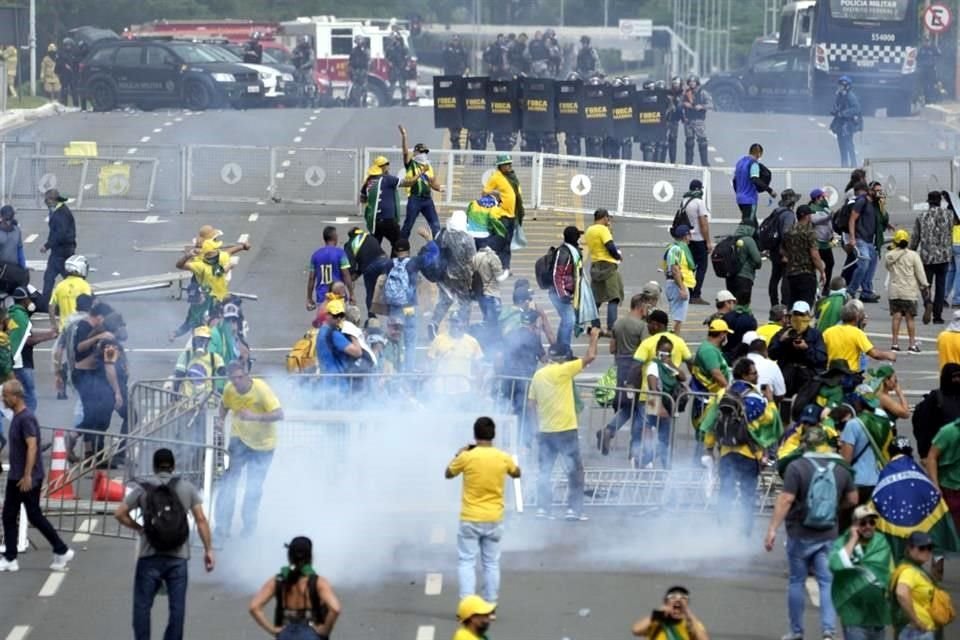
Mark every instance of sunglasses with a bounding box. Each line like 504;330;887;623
665;594;689;602
858;518;878;527
917;545;934;552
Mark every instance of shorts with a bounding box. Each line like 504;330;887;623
889;299;917;317
664;280;688;323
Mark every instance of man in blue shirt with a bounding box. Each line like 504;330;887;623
732;143;777;225
315;298;363;374
307;226;353;311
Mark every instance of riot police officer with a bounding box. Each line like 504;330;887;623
638;80;659;162
584;75;606;158
528;31;549;77
243;32;263;64
652;80;670;163
385;32;408;105
443;35;469;76
55;37;82;109
348;36;371;107
483;34;508;79
576;36;601;78
507;33;530;77
663;76;684;163
291;36;315;106
563;72;583;156
682;74;713;166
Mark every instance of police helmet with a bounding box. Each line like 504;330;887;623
687;74;700;86
642;80;655;90
65;254;89;278
251;31;262;40
299;35;311;45
654;80;666;90
838;75;852;86
580;35;591;45
567;72;581;81
588;75;603;86
61;37;75;50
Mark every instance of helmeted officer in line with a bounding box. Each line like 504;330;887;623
584;75;606;158
563;72;583;156
682;74;713;166
653;80;670;163
638;80;658;162
576;35;601;78
662;76;684;164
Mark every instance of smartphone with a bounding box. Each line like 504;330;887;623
651;610;666;623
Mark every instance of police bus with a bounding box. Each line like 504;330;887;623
781;0;920;116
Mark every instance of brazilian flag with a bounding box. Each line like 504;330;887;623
871;455;960;560
466;196;507;239
698;381;784;451
859;410;894;468
775;420;842;477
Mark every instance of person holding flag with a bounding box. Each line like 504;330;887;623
828;504;893;640
465;196;508;250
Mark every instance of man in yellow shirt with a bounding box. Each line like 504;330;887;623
528;326;599;521
892;532;943;639
453;595;497;640
428;316;484;397
664;224;697;334
937;310;960;371
214;362;283;540
49;254;92;330
633;310;694;395
631;585;710;640
583;208;624;334
176;237;251;304
757;304;789;346
482;155;523;276
446;417;521;610
822;302;896;373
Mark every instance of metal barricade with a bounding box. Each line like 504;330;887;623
537;154;624;215
621;161;710;219
270;146;359;205
866;157;957;212
187;144;273;203
0;140;37;205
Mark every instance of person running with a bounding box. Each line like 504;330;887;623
249;536;341;639
885;229;928;353
583;208;624;334
631;585;709;639
399;126;444;240
214;362;284;541
49;254;91;330
0;379;75;573
306;226;353;311
115;448;214;640
445;417;521;612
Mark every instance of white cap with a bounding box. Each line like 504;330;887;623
950;309;960;332
715;290;736;304
742;330;760;345
791;300;812;315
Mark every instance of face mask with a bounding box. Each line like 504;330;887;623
791;315;811;333
657;351;671;361
414;153;429;165
475;622;490;635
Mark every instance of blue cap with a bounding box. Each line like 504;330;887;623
672;224;692;238
839;75;852;85
799;404;821;425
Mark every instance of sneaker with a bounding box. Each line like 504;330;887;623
909;344;922;354
564;509;589;522
923;302;933;324
689;297;709;305
861;295;881;303
0;557;19;572
780;634;803;640
934;317;945;325
50;548;75;571
891;344;901;352
805;575;820;608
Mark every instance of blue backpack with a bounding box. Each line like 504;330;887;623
384;257;412;306
803;454;839;530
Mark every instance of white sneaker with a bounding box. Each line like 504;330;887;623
805;575;821;608
50;548;75;571
564;509;589;522
0;557;19;572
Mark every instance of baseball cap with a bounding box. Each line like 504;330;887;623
688;179;703;191
373;155;390;167
799;404;821;425
222;302;241;319
413;143;430;154
715;290;736;304
742;330;760;346
852;504;878;522
708;318;734;334
809;188;825;200
457;595;496;621
513;278;534;303
907;531;934;548
791;301;811;315
12;286;29;300
394;238;411;253
851;383;880;408
893;228;909;244
671;224;692;238
496;154;513;166
192;326;212;339
648;309;669;326
44;188;68;203
641;281;662;298
548;343;574;361
326;298;346;316
950;309;960;332
520;309;539;325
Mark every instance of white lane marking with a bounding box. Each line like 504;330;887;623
164;122;173;127
38;572;65;597
144;215;159;223
126;147;138;155
24;234;37;244
298;127;307;133
281;160;291;168
72;517;97;542
415;626;436;640
424;573;443;595
174;117;183;122
5;626;31;640
288;150;296;155
237;233;249;244
428;526;445;545
293;137;302;143
313;109;322;114
275;172;286;179
714;156;725;163
248;213;259;222
140;136;151;143
309;116;317;121
808;116;817;122
816;122;826;128
304;121;313;127
152;128;162;133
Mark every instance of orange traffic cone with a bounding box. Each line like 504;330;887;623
46;430;75;500
92;471;125;502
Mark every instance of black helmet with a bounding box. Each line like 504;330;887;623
61;37;76;49
299;35;310;45
251;31;262;40
687;74;700;85
654;80;666;90
567;71;581;81
642;80;655;90
580;35;590;45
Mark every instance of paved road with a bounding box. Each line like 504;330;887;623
0;105;955;639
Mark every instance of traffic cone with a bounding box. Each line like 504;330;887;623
46;430;75;500
92;471;125;502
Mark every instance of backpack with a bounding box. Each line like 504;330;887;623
383;257;412;306
140;478;190;552
286;329;317;373
758;207;787;252
710;235;740;278
420;230;446;284
669;197;693;238
802;455;839;530
714;389;752;448
274;573;329;628
832;199;856;235
534;246;559;290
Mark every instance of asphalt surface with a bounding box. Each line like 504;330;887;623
0;105;956;640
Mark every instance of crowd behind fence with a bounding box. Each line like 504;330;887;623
0;140;953;220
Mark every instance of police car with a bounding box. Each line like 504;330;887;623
80;40;263;111
703;48;810;113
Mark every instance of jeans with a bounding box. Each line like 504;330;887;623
42;251;70;308
948;244;960;304
842;625;887;640
924;262;949;321
479;295;501;330
664;280;689;323
278;622;325;639
74;369;115;458
738;203;758;226
820;247;835;295
400;196;441;240
502;379;533;449
898;628;935;640
837;133;857;168
214;437;274;538
362;258;391;317
2;480;69;561
849;239;877;298
537;430;584;514
717;453;759;536
638;413;672;468
768;250;789;306
13;367;36;413
689;240;708;299
548;289;576;356
786;272;818;308
457;520;504;603
605;362;642;437
786;537;836;637
133;555;189;640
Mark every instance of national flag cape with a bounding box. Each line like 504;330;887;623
363;176;401;234
870;455;960;558
859;410;894;468
775;420;841;477
827;530;893;626
698;381;783;450
466;197;507;239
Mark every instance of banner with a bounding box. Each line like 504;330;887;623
581;82;612;138
555;79;582;135
462;76;488;131
610;84;636;139
635;88;669;144
433;75;463;129
520;77;555;133
486;78;520;134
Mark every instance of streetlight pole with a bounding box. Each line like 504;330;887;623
29;0;36;97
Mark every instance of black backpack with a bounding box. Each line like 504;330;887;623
832;198;856;235
140;478;190;552
714;390;753;448
710;235;739;278
534;246;559;289
669;197;694;238
274;573;329;628
758;207;788;252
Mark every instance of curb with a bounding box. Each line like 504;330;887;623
0;101;60;132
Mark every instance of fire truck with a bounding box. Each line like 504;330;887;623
278;16;418;107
